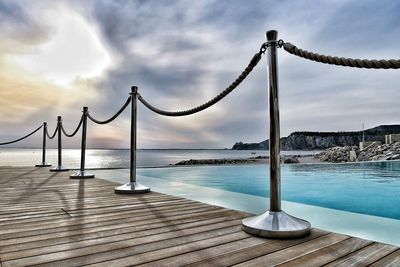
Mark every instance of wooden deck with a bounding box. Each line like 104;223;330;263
0;166;399;267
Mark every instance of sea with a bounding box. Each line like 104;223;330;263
0;148;317;168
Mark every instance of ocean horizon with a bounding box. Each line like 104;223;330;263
0;148;317;168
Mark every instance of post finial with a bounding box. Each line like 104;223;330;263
266;30;278;41
131;86;138;94
57;116;62;121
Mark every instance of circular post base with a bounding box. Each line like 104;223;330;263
242;210;311;239
49;166;70;172
115;182;151;194
35;163;52;167
70;170;95;179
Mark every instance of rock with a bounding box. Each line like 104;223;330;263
249;155;268;159
318;141;400;163
284;157;299;164
174;157;265;166
316;146;359;163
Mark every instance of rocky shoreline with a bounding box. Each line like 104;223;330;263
316;142;400;163
174;155;321;166
173;142;400;166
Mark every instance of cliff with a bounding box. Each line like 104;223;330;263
231;141;268;150
231;125;400;150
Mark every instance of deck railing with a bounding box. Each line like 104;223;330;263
1;29;399;239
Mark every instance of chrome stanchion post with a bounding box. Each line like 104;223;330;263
50;116;69;172
35;122;51;167
115;86;150;194
70;107;94;179
242;30;311;238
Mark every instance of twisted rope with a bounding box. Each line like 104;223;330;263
46;125;58;139
88;96;132;124
283;42;400;69
137;50;264;117
0;125;42;145
60;115;83;137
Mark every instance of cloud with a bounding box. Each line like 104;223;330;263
8;5;112;86
0;1;112;147
0;0;399;149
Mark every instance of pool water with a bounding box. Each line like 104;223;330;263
138;161;400;220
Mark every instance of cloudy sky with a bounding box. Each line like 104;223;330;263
0;0;399;149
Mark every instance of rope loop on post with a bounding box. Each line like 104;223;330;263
0;124;43;145
46;125;59;139
60;115;84;137
87;96;132;124
282;41;400;69
260;39;284;53
138;44;265;117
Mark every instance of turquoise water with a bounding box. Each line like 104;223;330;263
138;161;400;220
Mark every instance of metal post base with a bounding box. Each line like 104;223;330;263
70;170;95;179
49;165;70;172
35;163;52;167
115;182;151;194
242;210;311;239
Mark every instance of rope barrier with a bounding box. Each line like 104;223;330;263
137;47;265;117
46;125;58;139
3;34;399;149
283;42;400;69
0;125;42;145
87;96;132;124
60;115;84;137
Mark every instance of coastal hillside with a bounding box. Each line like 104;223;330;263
232;125;400;150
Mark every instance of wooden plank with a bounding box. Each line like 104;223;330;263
0;209;66;221
0;205;218;239
369;249;400;267
0;211;243;254
0;202;213;233
1;218;243;261
0;198;177;217
0;194;181;214
0;211;70;225
233;232;349;267
0;209;239;249
64;199;194;216
323;242;398;266
3;222;243;266
83;231;251;267
276;237;372;267
138;237;268;267
181;229;328;267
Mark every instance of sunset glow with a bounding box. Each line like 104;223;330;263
8;6;111;86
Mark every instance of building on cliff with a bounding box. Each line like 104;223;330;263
385;134;400;145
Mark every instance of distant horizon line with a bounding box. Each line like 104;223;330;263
0;147;233;150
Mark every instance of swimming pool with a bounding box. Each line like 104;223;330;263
138;161;400;220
